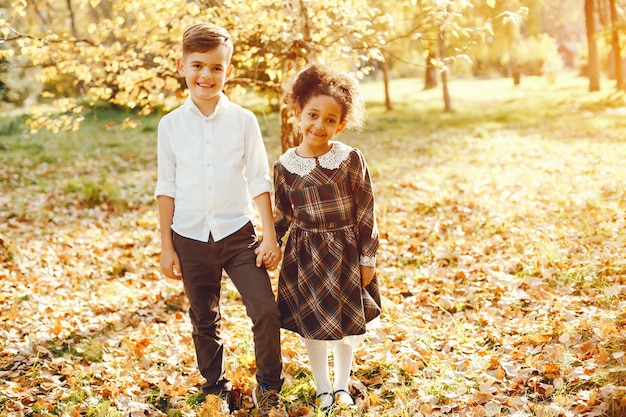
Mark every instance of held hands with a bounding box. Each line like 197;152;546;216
360;265;375;288
160;247;182;280
254;238;282;270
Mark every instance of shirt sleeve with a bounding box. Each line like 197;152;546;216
154;116;177;199
242;110;272;199
348;148;379;266
273;161;293;245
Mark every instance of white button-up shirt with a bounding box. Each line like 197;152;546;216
154;93;272;242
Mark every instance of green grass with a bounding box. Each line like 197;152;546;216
1;71;626;416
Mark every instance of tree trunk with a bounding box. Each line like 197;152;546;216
381;50;393;111
66;0;78;38
585;0;601;92
280;105;298;152
511;38;521;86
438;29;452;112
424;49;437;90
610;0;623;90
512;67;521;85
279;0;313;152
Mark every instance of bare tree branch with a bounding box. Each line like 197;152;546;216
3;28;98;47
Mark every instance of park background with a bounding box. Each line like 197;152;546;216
1;0;626;416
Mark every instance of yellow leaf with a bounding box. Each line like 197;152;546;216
596;349;609;365
475;390;492;403
487;0;496;8
544;363;561;377
402;361;421;375
198;395;222;417
89;0;101;7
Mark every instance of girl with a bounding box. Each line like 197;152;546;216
273;64;382;410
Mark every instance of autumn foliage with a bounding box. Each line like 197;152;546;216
1;75;626;416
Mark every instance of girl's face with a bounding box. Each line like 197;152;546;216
297;94;347;153
177;45;233;115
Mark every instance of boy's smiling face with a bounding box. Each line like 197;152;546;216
177;44;233;114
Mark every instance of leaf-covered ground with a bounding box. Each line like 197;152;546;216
1;73;626;416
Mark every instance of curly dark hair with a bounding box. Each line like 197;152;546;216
284;64;366;131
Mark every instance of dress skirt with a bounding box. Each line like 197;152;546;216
277;222;381;342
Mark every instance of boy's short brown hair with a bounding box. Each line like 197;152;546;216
182;22;233;61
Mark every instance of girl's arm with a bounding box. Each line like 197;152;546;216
349;149;379;286
273;162;293;247
360;266;376;288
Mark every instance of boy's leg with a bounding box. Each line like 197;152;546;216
222;222;284;389
173;232;231;394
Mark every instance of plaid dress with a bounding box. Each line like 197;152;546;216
274;141;381;341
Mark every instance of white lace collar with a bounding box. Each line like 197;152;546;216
279;141;352;176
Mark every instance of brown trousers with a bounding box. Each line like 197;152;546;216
173;222;283;394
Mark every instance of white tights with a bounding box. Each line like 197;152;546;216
302;338;354;396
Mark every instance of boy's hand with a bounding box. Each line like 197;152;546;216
160;247;182;280
255;239;282;270
360;265;375;288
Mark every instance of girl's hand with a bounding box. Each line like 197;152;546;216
255;238;282;270
360;265;375;288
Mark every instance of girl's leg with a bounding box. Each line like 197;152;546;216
302;338;333;408
332;341;355;405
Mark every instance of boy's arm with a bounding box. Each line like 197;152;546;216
253;192;282;270
157;195;182;280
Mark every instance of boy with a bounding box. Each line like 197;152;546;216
154;22;286;416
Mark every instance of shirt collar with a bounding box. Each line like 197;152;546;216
183;92;230;118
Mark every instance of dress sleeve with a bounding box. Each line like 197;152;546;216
348;149;379;266
273;161;293;246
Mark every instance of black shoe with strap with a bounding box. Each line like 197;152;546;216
315;391;334;410
334;389;355;406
